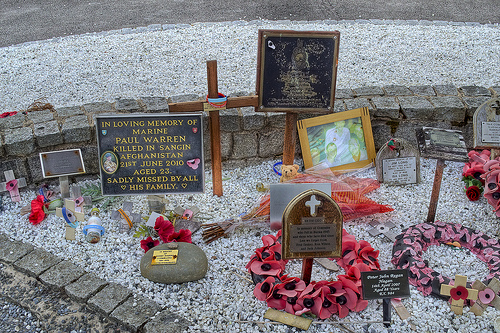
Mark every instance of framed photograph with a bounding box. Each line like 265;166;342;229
256;29;340;113
297;107;376;171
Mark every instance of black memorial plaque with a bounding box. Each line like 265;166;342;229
96;114;204;195
256;30;340;113
416;127;468;162
40;149;86;178
361;269;410;300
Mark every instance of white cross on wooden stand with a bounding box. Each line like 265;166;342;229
56;199;85;240
0;170;27;202
440;274;478;315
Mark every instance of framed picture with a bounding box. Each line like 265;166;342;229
256;29;340;113
297;107;376;171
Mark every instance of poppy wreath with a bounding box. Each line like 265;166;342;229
392;221;500;298
245;229;380;319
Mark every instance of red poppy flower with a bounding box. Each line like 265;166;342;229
478;288;495;304
275;276;306;297
311;286;338;319
0;111;17;118
465;186;481;201
140;236;159;252
296;284;321;315
166;229;192;243
154;216;174;242
29;195;48;225
450;285;468;301
250;260;283;276
254;276;275;301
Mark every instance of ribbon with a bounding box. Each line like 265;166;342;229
387;139;397;151
206;93;228;108
62;207;78;228
6;179;20;202
273;162;282;176
118;208;133;229
83;224;105;236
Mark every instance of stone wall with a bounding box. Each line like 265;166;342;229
1;84;499;186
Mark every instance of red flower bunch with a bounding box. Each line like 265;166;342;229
28;195;49;225
246;230;379;319
482;157;500;216
140;216;192;252
462;150;491;201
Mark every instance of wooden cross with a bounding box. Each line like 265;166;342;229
56;199;85;240
0;170;27;202
470;278;500;316
440;274;478;315
70;185;91;214
368;220;397;242
110;201;141;233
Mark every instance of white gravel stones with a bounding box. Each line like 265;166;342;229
0;20;499;111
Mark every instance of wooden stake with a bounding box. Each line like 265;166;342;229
301;257;314;285
426;158;445;223
283;113;298;165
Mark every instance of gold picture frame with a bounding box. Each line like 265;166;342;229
297;107;376;171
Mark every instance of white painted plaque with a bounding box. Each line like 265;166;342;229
481;122;500;143
382;157;417;185
290;224;336;252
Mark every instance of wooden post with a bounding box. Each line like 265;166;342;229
301;258;314;285
426;158;445;223
283;113;298;165
206;60;223;197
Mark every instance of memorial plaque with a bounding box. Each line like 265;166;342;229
416;127;468;162
473;97;500;148
282;189;343;259
96;114;204;195
361;269;410;300
376;138;420;185
40;149;86;178
151;250;178;265
256;30;340;113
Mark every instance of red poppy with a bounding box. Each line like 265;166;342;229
254;276;275;301
166;229;192;243
154;216;174;242
29;195;48;225
311;286;338;319
450;285;468;301
0;111;17;118
478;288;495;304
140;236;159;252
250;260;283;276
296;284;321;315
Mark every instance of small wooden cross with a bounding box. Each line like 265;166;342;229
368;221;397;242
70;185;91;215
56;199;85;240
470;278;500;316
440;274;478;315
110;201;141;233
0;170;27;202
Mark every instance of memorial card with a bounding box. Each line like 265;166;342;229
361;269;410;300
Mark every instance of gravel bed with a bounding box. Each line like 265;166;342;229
0;20;499;111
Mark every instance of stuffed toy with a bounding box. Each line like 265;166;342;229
280;164;300;182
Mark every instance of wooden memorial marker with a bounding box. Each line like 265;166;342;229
361;269;411;327
70;185;91;213
282;189;343;284
473;97;500;150
440;274;478;315
111;201;141;233
470;277;500;316
375;138;420;185
56;199;85;240
0;170;27;202
40;149;86;198
416;127;468;222
367;220;397;242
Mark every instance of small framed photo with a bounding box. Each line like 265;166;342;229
297;107;376;171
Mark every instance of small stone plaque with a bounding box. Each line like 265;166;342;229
473;98;500;148
481;122;500;143
361;269;410;300
282;189;343;260
382;157;417;184
40;149;86;178
151;250;178;265
376;138;420;185
416;127;468;162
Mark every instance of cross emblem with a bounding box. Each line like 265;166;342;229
440;274;478;315
56;199;86;240
111;201;141;233
0;170;27;202
70;185;91;214
305;195;321;216
367;221;397;242
470;278;500;316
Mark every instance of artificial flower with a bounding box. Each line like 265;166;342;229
450;285;468;301
154;216;174;242
254;276;275;301
28;195;48;225
250;260;283;276
0;111;17;118
140;236;159;252
166;229;192;243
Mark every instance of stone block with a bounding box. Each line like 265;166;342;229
143;310;192;333
429;96;466;122
82;101;115;114
27;154;44;183
0;238;33;263
463;96;492;118
65;273;108;302
371;121;395;150
241;107;265;130
267;112;286;128
62;115;92;143
460;85;491;97
0;141;3;157
169;94;199;103
232;133;257;159
409;85;435;96
219;109;241;132
27;110;54;123
398;96;434;120
140;97;169;112
4;127;35;156
383;85;412;96
353;86;384;97
34;120;63;147
0;159;28;182
39;260;86;289
434;84;457;96
116;98;141;112
13;248;62;277
81;146;99;174
333;100;345;113
393;120;449;145
110;295;162;331
259;129;284;158
56;106;84;117
88;283;132;315
219;132;232;159
370;97;400;119
0;113;25;130
344;98;373;112
335;88;354;99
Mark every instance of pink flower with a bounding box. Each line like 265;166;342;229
166;229;192;243
254;276;275;301
250;260;283;276
296;284;321;315
140;236;159;252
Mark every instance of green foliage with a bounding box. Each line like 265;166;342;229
133;225;151;238
81;183;123;210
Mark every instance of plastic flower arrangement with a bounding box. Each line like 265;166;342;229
462;150;491;201
482;157;500;217
246;229;379;319
138;215;192;252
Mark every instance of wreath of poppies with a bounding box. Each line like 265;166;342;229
392;221;500;298
246;229;380;319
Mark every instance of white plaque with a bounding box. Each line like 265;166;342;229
481;122;500;143
382;157;417;185
289;224;336;252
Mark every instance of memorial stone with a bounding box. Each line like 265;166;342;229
473;97;500;149
376;138;420;185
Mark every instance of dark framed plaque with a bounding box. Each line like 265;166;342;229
361;269;410;300
40;149;86;178
96;114;204;196
416;127;468;162
256;30;340;113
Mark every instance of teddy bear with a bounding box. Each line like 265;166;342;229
280;164;300;182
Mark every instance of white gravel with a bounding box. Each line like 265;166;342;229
0;20;499;111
